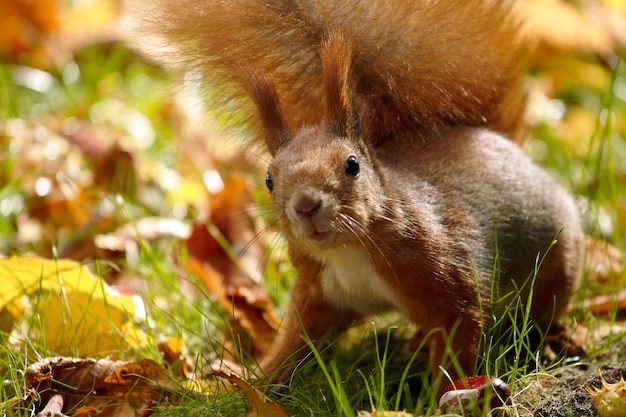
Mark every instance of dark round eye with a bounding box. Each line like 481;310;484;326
265;172;274;191
345;155;360;176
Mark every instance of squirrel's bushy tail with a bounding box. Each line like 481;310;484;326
125;0;527;143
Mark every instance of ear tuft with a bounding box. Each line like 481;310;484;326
320;32;361;138
241;69;291;156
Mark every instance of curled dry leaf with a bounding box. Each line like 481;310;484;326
186;177;265;287
27;180;95;233
24;357;176;417
1;0;120;65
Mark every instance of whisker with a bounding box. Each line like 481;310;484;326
337;211;403;285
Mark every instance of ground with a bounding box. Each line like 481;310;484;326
518;329;626;417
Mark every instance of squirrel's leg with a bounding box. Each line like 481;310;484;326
403;304;482;398
259;264;358;384
424;327;480;397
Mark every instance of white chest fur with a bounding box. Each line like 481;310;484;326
319;245;399;316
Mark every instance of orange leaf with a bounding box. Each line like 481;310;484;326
211;371;288;417
0;0;59;58
584;237;626;316
158;337;196;379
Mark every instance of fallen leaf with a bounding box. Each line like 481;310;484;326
94;217;192;253
182;176;279;360
157;337;196;379
27;179;94;231
35;394;66;417
584;237;626;317
585;291;626;317
186;177;265;287
0;257;147;356
186;257;280;361
211;371;288;417
586;237;625;286
0;0;59;60
24;357;175;417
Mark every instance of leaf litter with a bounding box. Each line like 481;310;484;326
1;0;626;416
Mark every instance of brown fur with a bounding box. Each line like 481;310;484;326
125;0;528;144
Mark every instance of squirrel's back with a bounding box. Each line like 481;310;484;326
377;127;582;319
125;0;527;144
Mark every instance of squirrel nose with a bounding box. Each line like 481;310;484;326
292;191;322;216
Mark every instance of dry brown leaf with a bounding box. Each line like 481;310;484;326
72;406;104;417
182;176;279;360
24;357;176;417
186;257;280;360
186;177;265;287
230;285;281;360
65;125;139;200
585;291;626;316
0;0;120;67
27;180;94;231
96;146;139;199
211;371;288;417
584;237;626;316
586;237;625;286
35;394;66;417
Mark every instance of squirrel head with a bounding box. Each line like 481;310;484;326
243;32;385;250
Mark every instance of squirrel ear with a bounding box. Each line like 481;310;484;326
320;32;362;139
241;69;292;156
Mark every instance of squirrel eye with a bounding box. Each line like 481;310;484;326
345;156;360;176
265;172;274;191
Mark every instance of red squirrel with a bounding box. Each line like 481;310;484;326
127;0;583;396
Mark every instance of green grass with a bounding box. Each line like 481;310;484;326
1;23;625;417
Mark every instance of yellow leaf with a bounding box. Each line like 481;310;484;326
0;257;147;357
0;299;23;333
165;177;209;207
